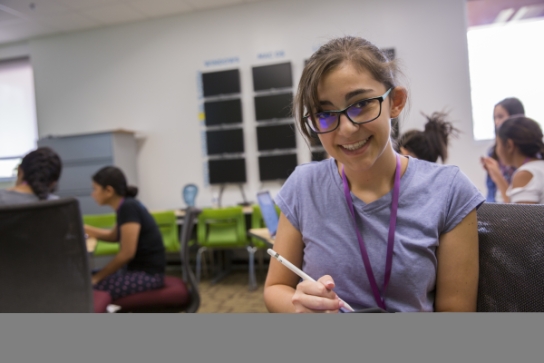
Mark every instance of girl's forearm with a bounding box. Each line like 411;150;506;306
264;284;297;313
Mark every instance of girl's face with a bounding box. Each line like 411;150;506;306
91;182;114;206
494;105;510;130
316;62;406;173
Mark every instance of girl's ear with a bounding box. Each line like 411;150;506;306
389;86;407;119
506;139;516;153
49;181;58;192
105;185;116;196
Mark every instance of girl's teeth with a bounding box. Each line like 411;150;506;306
342;137;369;151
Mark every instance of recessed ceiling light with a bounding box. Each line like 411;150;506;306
510;6;530;22
493;8;515;24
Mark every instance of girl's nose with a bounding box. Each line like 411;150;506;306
336;113;359;137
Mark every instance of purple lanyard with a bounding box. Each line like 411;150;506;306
116;198;126;236
117;198;125;211
341;154;401;310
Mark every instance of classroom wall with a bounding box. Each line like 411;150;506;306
2;0;492;210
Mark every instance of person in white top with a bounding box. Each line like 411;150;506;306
481;115;544;204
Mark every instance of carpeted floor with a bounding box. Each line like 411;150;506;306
167;267;269;313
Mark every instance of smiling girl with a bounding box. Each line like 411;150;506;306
263;36;485;313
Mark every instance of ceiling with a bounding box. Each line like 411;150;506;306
467;0;544;27
0;0;267;45
1;0;544;47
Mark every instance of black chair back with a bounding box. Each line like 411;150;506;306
477;203;544;312
179;207;201;313
0;198;93;312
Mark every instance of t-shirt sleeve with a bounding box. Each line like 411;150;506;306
508;181;541;203
117;200;142;226
275;167;301;231
443;168;486;233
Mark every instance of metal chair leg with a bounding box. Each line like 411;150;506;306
258;249;264;275
180;248;187;282
196;246;207;285
247;246;258;291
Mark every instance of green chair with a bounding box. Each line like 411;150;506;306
82;214;120;256
152;210;198;281
196;206;254;289
151;211;180;253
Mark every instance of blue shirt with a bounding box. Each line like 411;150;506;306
276;156;485;312
485;145;516;202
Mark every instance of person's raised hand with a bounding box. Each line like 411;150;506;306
481;157;503;183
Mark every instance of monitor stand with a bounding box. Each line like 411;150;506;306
217;184;251;208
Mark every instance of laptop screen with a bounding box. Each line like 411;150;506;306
256;191;279;237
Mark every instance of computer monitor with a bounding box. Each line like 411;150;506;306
208;158;246;185
252;62;292;91
206;129;244;155
204;99;243;126
256;124;296;151
254;93;293;121
258;154;298;181
202;69;240;97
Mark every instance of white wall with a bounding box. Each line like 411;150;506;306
15;0;491;210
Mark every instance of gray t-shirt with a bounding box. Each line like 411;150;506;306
0;189;58;206
276;156;485;312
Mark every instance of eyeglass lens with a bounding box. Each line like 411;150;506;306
310;98;381;133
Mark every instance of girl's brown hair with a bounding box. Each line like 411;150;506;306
497;116;544;159
294;36;402;142
397;111;459;163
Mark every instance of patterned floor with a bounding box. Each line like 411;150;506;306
167;267;269;313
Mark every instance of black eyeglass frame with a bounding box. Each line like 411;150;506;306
303;88;393;134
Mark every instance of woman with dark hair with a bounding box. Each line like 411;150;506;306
398;111;459;163
84;166;165;300
483;97;525;202
264;36;483;313
493;98;525;130
481;116;544;204
0;147;62;205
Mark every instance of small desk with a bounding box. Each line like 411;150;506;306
248;228;274;246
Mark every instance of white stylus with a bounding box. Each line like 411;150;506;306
267;248;355;312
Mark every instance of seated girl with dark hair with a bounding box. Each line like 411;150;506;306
481;116;544;204
84;166;166;300
0;147;62;205
397;111;459;163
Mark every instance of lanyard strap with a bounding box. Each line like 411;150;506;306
117;198;126;212
341;154;401;310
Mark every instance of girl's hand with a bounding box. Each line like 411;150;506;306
291;275;343;313
91;275;101;286
481;157;503;183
